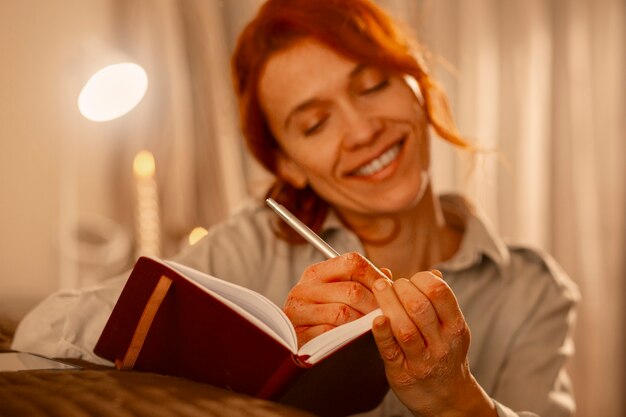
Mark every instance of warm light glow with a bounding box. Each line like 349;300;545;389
78;62;148;122
133;150;156;179
188;227;208;245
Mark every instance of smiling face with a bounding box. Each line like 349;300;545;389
259;39;431;219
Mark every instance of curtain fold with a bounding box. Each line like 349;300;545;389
112;0;200;256
112;0;261;255
550;0;626;414
177;0;249;220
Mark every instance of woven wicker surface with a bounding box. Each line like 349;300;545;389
0;363;316;417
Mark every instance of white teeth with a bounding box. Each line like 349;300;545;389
353;143;402;176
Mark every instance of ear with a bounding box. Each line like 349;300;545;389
403;75;424;107
276;152;308;189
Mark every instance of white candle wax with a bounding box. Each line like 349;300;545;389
133;150;161;257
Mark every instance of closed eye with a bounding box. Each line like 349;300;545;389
303;115;329;136
361;78;390;95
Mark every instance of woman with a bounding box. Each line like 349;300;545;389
227;1;578;415
13;1;578;416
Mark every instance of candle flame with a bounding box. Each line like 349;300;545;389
133;150;155;178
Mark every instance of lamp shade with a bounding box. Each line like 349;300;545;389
78;62;148;122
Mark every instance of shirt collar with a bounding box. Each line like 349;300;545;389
436;194;510;276
318;193;511;277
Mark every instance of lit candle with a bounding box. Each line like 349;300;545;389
133;150;161;257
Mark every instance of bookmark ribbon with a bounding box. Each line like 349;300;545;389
115;275;172;370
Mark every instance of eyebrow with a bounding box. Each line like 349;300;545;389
283;63;369;129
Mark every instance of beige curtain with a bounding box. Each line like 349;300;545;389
380;0;625;416
111;0;625;415
111;0;262;256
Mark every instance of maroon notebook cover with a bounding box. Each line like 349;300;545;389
94;257;388;417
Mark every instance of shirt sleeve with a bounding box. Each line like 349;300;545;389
491;259;579;417
171;203;276;293
11;203;273;361
11;274;127;364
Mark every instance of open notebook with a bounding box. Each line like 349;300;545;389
95;256;388;417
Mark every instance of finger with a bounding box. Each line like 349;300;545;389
380;267;393;280
295;324;335;347
409;271;466;332
301;252;389;290
372;315;405;369
431;269;443;278
393;278;443;348
284;301;364;327
288;281;377;314
372;278;426;357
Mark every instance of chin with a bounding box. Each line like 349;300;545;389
317;172;431;216
351;177;430;216
378;192;426;214
382;171;430;213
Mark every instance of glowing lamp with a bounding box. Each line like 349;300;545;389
78;62;148;122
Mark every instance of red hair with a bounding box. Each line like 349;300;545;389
232;0;469;242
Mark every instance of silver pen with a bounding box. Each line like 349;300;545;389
266;198;389;281
266;198;340;259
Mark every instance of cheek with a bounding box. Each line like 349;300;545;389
418;127;431;168
409;102;430;166
281;140;339;181
281;125;343;173
305;153;338;181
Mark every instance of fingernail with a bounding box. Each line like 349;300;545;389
380;267;393;280
431;269;443;278
374;279;388;291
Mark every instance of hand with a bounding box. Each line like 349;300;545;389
371;270;496;417
283;252;389;347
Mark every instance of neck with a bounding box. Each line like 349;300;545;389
337;187;462;279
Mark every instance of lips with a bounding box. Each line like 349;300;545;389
350;141;404;177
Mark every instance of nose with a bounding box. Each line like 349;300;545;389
340;101;383;149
